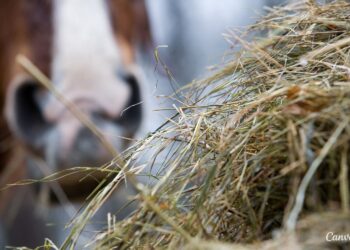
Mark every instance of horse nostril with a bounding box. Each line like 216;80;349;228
116;73;143;135
90;73;143;138
5;77;51;149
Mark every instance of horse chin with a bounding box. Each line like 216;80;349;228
35;153;117;204
30;133;124;203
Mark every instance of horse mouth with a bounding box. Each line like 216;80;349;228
35;170;117;203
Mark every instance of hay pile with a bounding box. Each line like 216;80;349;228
62;1;350;249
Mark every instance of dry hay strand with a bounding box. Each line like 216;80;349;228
61;0;350;249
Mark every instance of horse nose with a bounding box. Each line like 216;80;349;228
5;72;144;167
53;74;143;162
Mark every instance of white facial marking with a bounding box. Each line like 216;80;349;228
49;0;130;121
46;0;135;155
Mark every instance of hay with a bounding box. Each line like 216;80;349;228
61;0;350;249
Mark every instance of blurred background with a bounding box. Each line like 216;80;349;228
146;0;266;84
144;0;280;84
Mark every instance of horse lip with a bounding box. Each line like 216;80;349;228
35;170;116;203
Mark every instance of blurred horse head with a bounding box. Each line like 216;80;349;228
0;0;152;246
2;0;151;174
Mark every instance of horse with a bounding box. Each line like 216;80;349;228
0;0;278;247
0;0;152;247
